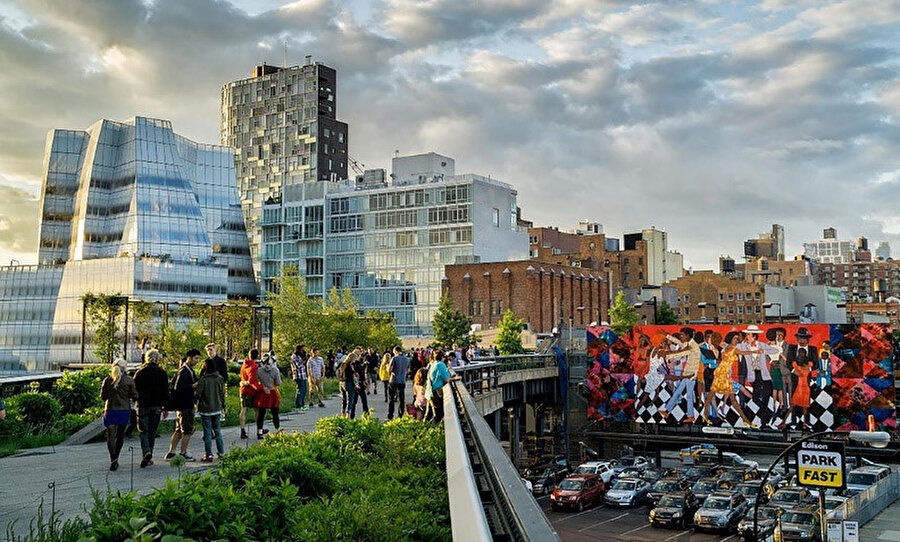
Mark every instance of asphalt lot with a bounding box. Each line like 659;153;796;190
540;494;740;542
541;452;768;542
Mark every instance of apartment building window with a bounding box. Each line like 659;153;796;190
737;293;743;301
755;292;761;300
470;300;483;317
492;208;500;227
683;294;690;302
728;293;735;301
529;235;538;245
490;299;503;316
738;306;744;314
719;293;724;301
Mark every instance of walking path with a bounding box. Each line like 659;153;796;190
0;387;398;538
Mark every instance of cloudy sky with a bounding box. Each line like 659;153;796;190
1;0;899;270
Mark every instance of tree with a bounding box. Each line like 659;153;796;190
215;301;254;360
431;292;477;348
81;293;127;364
655;300;679;325
609;291;639;336
496;310;526;355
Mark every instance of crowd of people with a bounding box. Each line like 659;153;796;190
97;341;464;471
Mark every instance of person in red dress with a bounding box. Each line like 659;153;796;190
238;349;261;440
784;357;817;430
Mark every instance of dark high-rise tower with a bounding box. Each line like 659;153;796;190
221;59;348;273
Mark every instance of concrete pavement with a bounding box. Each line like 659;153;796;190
0;386;398;538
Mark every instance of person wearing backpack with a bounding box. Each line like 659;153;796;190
100;358;139;471
378;351;392;403
338;350;357;418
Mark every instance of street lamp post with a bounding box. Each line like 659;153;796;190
697;302;718;324
762;302;783;323
750;430;890;542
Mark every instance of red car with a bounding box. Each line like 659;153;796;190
550;474;605;512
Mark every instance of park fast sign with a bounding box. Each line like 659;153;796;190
796;440;845;489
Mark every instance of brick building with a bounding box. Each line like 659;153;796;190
845;302;900;327
667;270;765;324
731;258;812;287
817;261;900;302
443;260;608;333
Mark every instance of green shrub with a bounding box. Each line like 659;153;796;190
313;414;384;457
53;368;105;415
217;440;338;499
11;392;61;434
56;410;100;435
226;373;240;388
0;413;29;440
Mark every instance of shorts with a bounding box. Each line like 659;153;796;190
241;394;256;407
174;409;195;436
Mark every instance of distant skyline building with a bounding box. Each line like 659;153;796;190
1;117;254;371
803;227;855;264
743;223;785;261
221;60;348;274
260;152;528;336
876;241;891;261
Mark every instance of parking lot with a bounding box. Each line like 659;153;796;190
532;451;772;542
540;494;740;542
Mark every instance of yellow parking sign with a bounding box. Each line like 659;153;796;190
796;440;845;489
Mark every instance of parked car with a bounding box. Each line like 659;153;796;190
521;478;533;493
649;477;689;507
776;505;822;542
736;505;782;542
616;466;645;481
550;474;605;512
613;455;651;475
680;465;725;483
650;491;700;529
733;480;776;505
768;487;813;510
573;460;618;484
696;450;759;470
641;467;674;484
524;463;570;496
693;492;749;533
680;444;717;464
604;477;651;507
845;465;892;496
719;467;759;485
691;478;732;504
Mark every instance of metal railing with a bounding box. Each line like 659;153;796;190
445;380;560;541
454;354;559;395
830;470;900;525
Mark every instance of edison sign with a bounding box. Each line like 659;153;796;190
797;440;845;489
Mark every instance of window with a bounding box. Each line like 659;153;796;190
492;208;500;227
719;293;724;301
737;293;743;301
470;300;483;316
490;299;503;316
728;293;735;301
529;235;538;245
684;294;690;302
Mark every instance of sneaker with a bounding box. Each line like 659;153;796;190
140;453;152;468
200;456;214;463
301;406;309;411
257;433;265;440
164;452;176;461
109;460;118;471
318;403;325;408
217;453;225;459
240;429;248;440
180;453;196;461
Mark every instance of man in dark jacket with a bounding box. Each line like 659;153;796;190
164;349;201;461
133;349;169;468
202;343;228;381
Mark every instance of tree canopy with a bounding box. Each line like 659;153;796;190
609;291;640;335
496;310;526;355
431;292;477;348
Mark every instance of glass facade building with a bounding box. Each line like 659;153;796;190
221;61;348;274
260;153;528;336
0;117;255;371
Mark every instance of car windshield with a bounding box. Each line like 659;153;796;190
575;466;596;474
737;484;758;496
613;481;636;491
683;468;700;478
654;481;679;492
558;479;584;491
847;473;878;486
693;481;718;492
622;468;641;476
773;491;801;503
525;467;550;478
723;471;743;480
783;512;815;525
620;457;636;467
704;498;730;510
759;508;779;520
658;496;684;507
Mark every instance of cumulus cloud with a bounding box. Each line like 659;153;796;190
0;0;898;270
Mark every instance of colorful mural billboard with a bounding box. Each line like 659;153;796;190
585;323;896;433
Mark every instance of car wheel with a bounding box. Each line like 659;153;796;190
577;501;584;512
